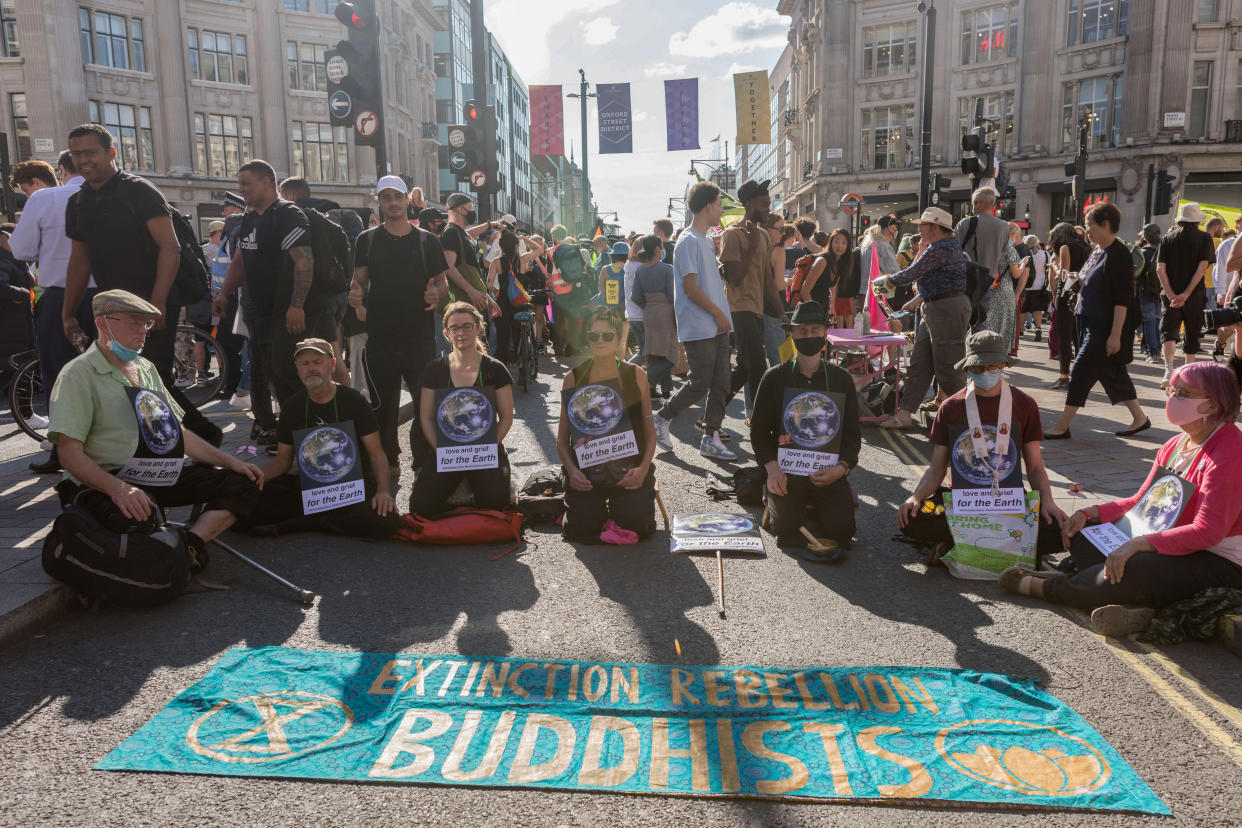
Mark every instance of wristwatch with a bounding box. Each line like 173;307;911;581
837;460;852;475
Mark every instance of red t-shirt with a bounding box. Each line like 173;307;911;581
930;385;1044;447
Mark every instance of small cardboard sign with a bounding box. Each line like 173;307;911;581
1081;471;1196;555
116;388;184;487
949;423;1024;515
563;380;639;470
294;421;365;515
434;387;499;472
777;389;844;476
671;513;765;555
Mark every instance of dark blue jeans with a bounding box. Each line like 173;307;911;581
1138;294;1161;358
35;286;97;402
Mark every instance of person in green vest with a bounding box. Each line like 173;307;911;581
598;240;630;359
590;235;609;271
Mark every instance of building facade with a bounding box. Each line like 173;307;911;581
778;0;1242;239
1;0;443;233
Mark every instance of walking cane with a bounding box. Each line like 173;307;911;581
210;537;316;605
716;549;726;619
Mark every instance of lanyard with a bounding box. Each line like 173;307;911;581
448;353;484;387
789;358;832;395
305;387;340;429
964;379;1013;496
1163;427;1220;476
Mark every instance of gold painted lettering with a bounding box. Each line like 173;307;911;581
368;709;452;778
702;670;729;707
441;710;516;782
817;673;858;711
458;661;481;697
846;674;872;711
568;664;580;701
669;668;700;706
609;666;640;704
793;673;831;710
740;721;809;795
856;726;932;798
582;664;608;702
890;676;940;714
437;661;463;697
507;713;576;783
803;722;853;795
542;663;565;699
715;718;741;792
577;716;640;787
649;718;709;791
864;675;901;714
398;659;443;695
367;659;411;696
507;663;537;699
734;669;768;709
764;673;797;709
475;662;511;698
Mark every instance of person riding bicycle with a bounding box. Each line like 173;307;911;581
486;229;543;364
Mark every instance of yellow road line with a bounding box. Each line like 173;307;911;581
1132;639;1242;734
877;427;918;466
896;431;925;464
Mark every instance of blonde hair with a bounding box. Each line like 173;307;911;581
441;301;488;354
859;224;885;250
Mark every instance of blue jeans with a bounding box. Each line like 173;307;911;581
628;320;645;364
237;339;252;394
1138;294;1161;358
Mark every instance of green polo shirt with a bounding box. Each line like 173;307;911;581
48;345;184;484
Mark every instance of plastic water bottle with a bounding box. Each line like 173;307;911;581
853;314;866;337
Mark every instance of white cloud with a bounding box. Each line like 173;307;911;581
669;2;789;58
582;17;620;46
486;0;619;79
643;61;689;78
723;62;762;79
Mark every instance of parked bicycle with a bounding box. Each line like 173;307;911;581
510;289;546;392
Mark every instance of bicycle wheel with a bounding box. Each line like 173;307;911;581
174;324;228;406
9;355;48;442
517;322;531;392
527;324;539;384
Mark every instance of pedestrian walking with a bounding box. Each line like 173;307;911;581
1156;202;1216;387
630;234;678;398
955;188;1016;334
1020;234;1051;344
1135;223;1164;363
1047;222;1090;390
803;228;860;327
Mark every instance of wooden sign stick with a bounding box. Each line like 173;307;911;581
716;549;726;619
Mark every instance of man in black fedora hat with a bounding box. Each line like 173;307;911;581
750;301;861;562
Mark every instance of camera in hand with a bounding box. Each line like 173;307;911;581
1205;295;1242;329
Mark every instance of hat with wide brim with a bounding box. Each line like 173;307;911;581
782;300;829;329
1176;202;1205;224
92;289;161;318
916;207;954;232
954;330;1010;370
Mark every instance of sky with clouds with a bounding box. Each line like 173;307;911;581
485;0;790;231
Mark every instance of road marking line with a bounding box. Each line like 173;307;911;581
877;428;918;466
896;431;925;463
1132;639;1242;733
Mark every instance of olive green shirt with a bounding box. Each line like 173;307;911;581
48;345;184;484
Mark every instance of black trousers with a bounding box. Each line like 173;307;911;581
57;464;258;534
1160;289;1207;355
216;295;245;394
1054;290;1077;375
728;311;767;409
365;333;435;467
1043;533;1242;610
409;446;511;517
240;474;399;539
143;303;215;439
1065;314;1137;408
562;465;656;543
765;476;856;544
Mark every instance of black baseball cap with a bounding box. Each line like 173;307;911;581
418;207;447;226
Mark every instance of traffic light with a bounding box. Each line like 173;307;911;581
1154;170;1173;216
326;1;383;149
960;126;991;179
449;100;499;195
929;173;951;206
1064;156;1086;204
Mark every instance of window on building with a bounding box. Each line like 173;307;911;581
287;42;328;91
958;92;1016;157
961;4;1018;65
97;102;154;171
193;113;253;178
283;0;332;12
1;0;19;57
188;30;248;85
1066;0;1128;46
1189;62;1212;138
79;8;147;70
1062;75;1125;150
9;92;29;161
1196;0;1218;22
861;104;915;170
291;122;350;183
862;23;916;78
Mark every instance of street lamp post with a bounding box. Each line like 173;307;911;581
917;0;936;213
567;70;596;235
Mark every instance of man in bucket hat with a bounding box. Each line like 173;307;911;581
1155;201;1216;386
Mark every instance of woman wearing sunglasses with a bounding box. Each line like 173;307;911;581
1003;361;1242;636
556;307;658;543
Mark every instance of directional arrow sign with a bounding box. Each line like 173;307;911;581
355;110;379;138
469;170;488;189
329;91;352;120
449;151;467;172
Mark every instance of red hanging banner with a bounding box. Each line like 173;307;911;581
529;85;564;157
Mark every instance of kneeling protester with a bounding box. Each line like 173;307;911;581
246;338;399;538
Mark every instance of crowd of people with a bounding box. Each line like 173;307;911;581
6;121;1242;640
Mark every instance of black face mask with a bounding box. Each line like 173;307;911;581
794;336;824;356
465;210;478;224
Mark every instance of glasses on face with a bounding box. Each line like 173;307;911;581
106;315;155;331
587;331;617;343
1166;387;1206;400
965;364;1003;375
447;323;477;335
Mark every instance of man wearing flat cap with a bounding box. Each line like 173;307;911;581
245;337;398;538
48;289;263;560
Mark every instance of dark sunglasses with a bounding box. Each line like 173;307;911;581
586;331;616;343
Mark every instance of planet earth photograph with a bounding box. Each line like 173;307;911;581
567;384;624;437
782;391;840;449
437;388;494;444
134;390;180;456
297;426;357;485
951;426;1020;487
673;514;755;535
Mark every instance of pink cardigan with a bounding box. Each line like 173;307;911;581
1098;424;1242;556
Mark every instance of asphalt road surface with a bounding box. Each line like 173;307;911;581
2;356;1240;826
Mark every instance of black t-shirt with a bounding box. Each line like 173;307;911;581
440;223;485;294
418;353;512;392
1076;239;1134;318
277;385;379;486
65;172;171;299
1157;226;1216;293
238;199;311;317
662;240;675;265
354;224;448;340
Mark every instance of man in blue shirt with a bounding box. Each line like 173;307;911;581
652;181;737;461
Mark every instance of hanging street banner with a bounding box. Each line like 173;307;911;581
529;85;564;157
597;83;633;154
734;70;770;146
664;78;700;152
97;647;1168;815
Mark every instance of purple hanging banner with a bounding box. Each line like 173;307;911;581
597;82;633;154
664;78;700;152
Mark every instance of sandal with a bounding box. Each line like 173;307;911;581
918;399;940;412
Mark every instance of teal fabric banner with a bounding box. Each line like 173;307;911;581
97;647;1167;814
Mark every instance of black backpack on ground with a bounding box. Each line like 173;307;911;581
516;467;567;525
42;503;192;608
303;207;352;297
960;217;996;326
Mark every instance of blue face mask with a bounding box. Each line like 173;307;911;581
105;320;142;362
972;369;1003;390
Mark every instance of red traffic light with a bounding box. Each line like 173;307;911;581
464;101;480;122
335;2;369;29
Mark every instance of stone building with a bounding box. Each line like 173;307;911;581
777;0;1242;239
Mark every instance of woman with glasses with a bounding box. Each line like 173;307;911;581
556;307;658;544
1004;361;1242;636
1045;202;1150;439
410;302;515;516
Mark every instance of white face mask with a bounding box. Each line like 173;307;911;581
972;369;1003;390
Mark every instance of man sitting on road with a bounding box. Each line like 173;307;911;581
48;290;263;562
243;338;399;538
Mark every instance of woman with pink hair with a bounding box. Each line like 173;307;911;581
1002;360;1242;636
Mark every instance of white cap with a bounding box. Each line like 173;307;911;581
375;175;407;195
499;213;517;226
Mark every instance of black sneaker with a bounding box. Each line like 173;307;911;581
253;426;278;447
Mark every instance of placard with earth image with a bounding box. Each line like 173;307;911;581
433;387;499;472
778;389;845;475
293;421;364;515
947;424;1026;516
117;387;184;487
563;380;638;469
671;513;765;554
1083;471;1197;556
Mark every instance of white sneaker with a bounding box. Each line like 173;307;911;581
700;431;737;461
652;412;673;451
25;412;49;429
228;393;251;410
1160;368;1172;389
